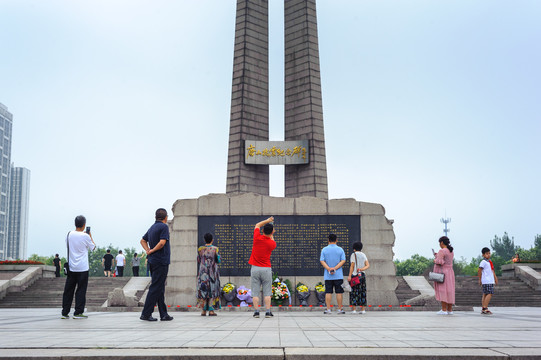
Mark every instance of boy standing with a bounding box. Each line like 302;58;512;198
320;234;346;314
478;247;498;315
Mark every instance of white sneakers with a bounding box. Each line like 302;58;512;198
351;310;366;314
436;310;448;315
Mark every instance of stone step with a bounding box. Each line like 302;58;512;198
0;276;134;308
395;276;541;307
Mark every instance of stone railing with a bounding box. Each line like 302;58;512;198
0;265;56;300
501;263;541;291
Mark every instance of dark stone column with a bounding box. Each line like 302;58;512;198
226;0;270;195
284;0;328;199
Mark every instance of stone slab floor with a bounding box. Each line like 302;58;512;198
0;307;540;359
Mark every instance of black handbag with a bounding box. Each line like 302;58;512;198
63;232;70;276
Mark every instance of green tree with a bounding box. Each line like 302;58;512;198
28;254;55;265
394;254;433;276
461;256;484;276
88;245;147;277
490;232;516;260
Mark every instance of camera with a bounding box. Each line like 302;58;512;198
86;226;91;234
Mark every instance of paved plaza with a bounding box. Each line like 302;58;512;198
0;307;540;359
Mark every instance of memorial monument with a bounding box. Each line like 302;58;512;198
168;0;398;306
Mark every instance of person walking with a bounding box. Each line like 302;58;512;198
320;234;346;314
132;253;141;277
115;250;126;277
249;216;276;318
433;236;455;315
61;215;96;319
347;242;370;314
139;208;173;321
53;254;61;278
197;233;221;316
102;249;114;277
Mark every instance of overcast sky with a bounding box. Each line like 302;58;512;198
1;0;540;262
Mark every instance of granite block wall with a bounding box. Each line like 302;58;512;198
167;193;398;307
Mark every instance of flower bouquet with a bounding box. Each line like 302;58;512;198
271;278;290;306
236;286;252;307
296;282;310;306
221;282;236;306
315;282;326;306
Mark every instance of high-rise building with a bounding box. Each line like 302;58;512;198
7;166;31;260
0;102;13;260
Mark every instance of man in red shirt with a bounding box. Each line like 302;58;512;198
249;216;276;318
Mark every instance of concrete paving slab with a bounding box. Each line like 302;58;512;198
1;307;541;359
285;347;510;359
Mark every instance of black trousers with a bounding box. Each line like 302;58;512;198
117;266;124;277
55;267;61;277
62;271;89;316
141;263;169;318
132;266;139;276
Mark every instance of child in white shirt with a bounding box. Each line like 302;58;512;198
478;247;498;315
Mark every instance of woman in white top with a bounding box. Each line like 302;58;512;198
347;242;370;314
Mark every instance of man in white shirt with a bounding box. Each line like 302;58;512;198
61;215;96;319
115;250;126;277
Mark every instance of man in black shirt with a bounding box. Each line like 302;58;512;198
139;208;173;321
53;254;61;277
102;249;114;277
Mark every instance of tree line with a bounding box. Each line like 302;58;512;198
28;245;148;277
395;233;541;276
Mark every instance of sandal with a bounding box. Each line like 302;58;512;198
201;311;207;316
209;311;217;316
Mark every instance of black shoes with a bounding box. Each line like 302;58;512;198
140;314;173;321
253;311;260;318
265;311;274;318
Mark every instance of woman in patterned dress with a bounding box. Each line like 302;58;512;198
197;233;221;316
347;242;370;314
433;236;455;315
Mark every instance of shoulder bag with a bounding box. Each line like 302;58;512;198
349;253;362;287
63;232;70;276
428;271;444;283
429;252;445;283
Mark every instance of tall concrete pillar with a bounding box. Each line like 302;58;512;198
226;0;270;195
284;0;328;199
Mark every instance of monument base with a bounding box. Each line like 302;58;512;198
167;193;398;307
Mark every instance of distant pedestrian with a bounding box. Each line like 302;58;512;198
145;257;150;277
132;253;140;277
320;234;346;314
249;216;276;319
433;236;455;315
115;250;126;277
139;208;173;321
53;254;61;277
512;253;521;263
197;233;221;316
102;249;114;277
347;242;369;314
61;215;96;319
478;247;498;315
